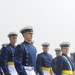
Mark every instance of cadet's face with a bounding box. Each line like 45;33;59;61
62;47;69;54
43;47;49;53
9;36;17;45
56;52;61;56
23;32;33;41
70;55;74;61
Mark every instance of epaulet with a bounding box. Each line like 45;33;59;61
18;42;23;45
32;45;36;48
17;42;24;48
37;53;40;57
38;53;42;55
37;53;43;58
2;43;8;47
31;40;34;44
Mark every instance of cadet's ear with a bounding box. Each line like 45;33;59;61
61;47;63;50
9;37;11;40
22;34;24;37
48;47;50;49
42;48;44;50
22;33;25;37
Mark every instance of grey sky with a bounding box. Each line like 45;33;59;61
0;0;75;57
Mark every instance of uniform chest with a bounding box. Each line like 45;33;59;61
41;54;52;63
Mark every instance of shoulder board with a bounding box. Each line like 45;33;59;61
38;53;43;55
18;42;23;45
2;43;8;47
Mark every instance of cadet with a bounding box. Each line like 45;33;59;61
70;53;75;74
73;52;75;74
14;26;37;75
56;42;74;75
0;32;18;75
74;52;75;63
51;48;61;74
70;53;74;62
36;42;53;75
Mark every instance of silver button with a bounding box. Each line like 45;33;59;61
26;59;28;61
26;51;28;53
27;55;28;57
45;65;47;67
12;58;14;60
26;63;28;65
44;56;45;57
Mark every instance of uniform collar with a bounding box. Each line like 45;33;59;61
62;53;67;56
9;43;16;48
43;52;48;55
23;41;31;44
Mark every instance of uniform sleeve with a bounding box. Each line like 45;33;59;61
0;67;2;72
0;47;9;74
56;56;63;75
14;45;27;75
51;59;56;73
36;54;44;75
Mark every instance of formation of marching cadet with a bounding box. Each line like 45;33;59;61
0;26;75;75
55;42;75;75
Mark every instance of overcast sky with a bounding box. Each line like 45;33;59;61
0;0;75;57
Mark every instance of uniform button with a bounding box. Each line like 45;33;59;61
12;55;14;57
26;63;28;65
26;59;28;61
26;51;28;53
27;55;28;57
44;56;45;58
12;57;14;59
45;65;47;67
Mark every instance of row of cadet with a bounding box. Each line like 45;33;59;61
0;26;75;75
